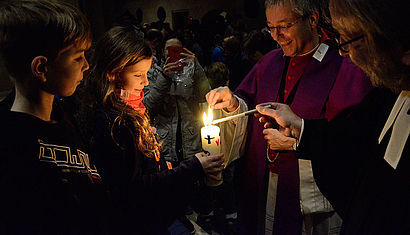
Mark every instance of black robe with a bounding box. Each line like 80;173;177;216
297;88;410;235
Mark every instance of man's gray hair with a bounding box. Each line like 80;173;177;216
265;0;318;18
265;0;332;32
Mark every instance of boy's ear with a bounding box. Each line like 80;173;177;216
31;56;48;83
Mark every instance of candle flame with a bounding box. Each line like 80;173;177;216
203;107;213;126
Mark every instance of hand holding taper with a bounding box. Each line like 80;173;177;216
211;105;272;125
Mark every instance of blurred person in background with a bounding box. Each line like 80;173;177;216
143;36;211;233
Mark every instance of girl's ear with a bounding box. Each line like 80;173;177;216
109;73;124;88
31;56;48;83
107;72;117;83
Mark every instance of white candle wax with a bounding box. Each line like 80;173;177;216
201;125;221;155
201;108;222;187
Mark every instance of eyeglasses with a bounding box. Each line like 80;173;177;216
267;17;305;34
337;35;364;53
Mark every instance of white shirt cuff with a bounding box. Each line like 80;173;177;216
296;119;304;148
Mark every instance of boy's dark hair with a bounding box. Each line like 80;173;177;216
223;36;241;56
205;62;230;89
0;0;91;80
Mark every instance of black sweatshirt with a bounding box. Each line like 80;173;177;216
0;111;111;234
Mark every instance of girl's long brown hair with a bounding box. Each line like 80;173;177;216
87;25;159;158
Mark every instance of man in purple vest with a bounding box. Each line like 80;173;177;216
206;0;373;234
255;0;410;234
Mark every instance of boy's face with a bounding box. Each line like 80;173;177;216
43;44;89;97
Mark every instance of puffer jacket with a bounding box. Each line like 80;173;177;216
143;60;210;162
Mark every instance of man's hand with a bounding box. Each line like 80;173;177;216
206;86;239;112
256;102;302;139
180;48;197;63
263;128;297;151
195;152;224;181
163;48;196;76
255;111;277;129
163;57;182;76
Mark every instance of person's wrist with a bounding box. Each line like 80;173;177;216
291;139;297;151
283;138;297;151
291;117;303;139
226;96;239;112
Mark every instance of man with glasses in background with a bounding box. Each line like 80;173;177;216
206;0;373;234
256;0;410;234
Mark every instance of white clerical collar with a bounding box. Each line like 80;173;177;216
312;43;329;62
282;42;329;62
378;91;410;169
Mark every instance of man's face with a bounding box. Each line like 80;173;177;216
44;44;89;97
266;2;315;57
164;38;182;58
183;31;192;43
329;0;409;91
329;5;379;86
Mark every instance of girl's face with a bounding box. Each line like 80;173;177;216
117;57;152;92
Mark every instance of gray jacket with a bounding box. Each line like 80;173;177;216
143;60;210;162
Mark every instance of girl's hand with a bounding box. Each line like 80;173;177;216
195;152;224;181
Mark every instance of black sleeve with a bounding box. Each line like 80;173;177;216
92;111;205;226
295;88;397;219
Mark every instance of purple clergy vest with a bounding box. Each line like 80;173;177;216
236;44;345;235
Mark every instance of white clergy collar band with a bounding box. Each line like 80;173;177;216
378;91;410;169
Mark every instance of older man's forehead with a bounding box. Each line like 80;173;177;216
265;1;298;24
328;7;346;34
331;20;342;32
333;18;361;38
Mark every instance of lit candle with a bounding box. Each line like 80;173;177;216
201;107;222;186
201;107;221;155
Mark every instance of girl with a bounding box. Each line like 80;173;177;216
83;26;224;234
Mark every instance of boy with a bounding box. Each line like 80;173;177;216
0;1;110;233
196;62;245;234
205;62;230;90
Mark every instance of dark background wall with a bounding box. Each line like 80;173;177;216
0;0;267;96
122;0;265;32
80;0;266;39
